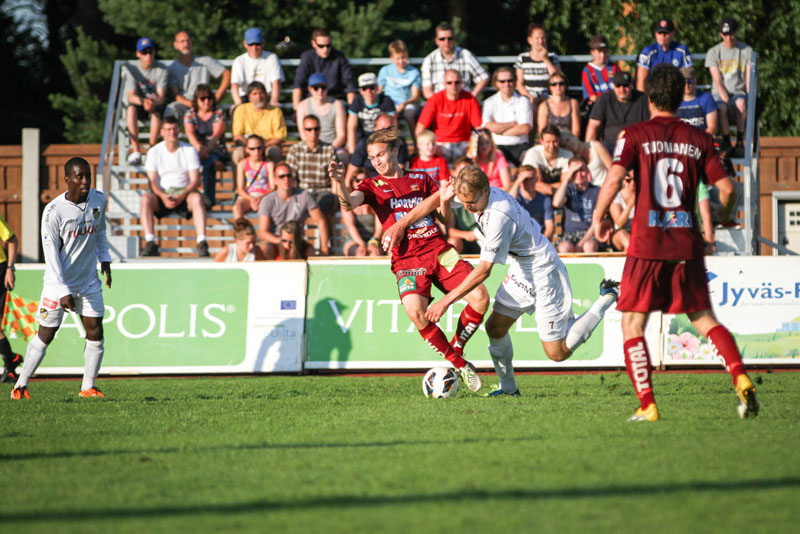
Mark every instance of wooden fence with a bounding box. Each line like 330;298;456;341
2;138;800;260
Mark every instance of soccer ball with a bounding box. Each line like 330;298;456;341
422;367;460;398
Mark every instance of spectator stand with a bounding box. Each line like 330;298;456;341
97;54;762;259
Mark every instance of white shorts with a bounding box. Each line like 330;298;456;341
492;259;574;342
37;286;105;328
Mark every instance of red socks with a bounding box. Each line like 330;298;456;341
624;337;655;409
451;304;485;357
707;325;745;385
420;322;466;368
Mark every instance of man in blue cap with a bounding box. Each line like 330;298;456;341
231;27;285;109
125;37;168;165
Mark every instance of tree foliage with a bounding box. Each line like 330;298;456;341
13;0;800;142
530;0;800;136
49;28;119;143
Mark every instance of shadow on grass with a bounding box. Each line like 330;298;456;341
2;477;799;522
0;435;544;462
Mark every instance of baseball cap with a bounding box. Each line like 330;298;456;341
308;72;328;87
244;28;263;45
589;35;609;50
136;37;155;52
613;71;632;86
719;17;738;34
654;19;675;33
358;73;378;87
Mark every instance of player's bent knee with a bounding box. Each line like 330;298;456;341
37;326;58;346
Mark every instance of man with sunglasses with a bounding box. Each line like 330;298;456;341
286;114;337;253
635;18;692;93
677;67;718;135
421;22;489;99
416;70;482;165
292;28;357;109
124;37;168;165
231;27;285;109
481;66;532;167
258;162;330;256
586;70;650;153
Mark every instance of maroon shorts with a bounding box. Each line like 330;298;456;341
617;256;712;314
392;242;473;300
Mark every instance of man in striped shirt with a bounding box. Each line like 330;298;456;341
421;22;488;99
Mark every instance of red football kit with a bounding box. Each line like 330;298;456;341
613;115;728;313
355;169;483;365
355;170;473;300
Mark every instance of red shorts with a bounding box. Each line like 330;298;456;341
391;242;473;300
617;256;712;314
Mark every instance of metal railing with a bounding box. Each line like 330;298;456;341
97;52;763;256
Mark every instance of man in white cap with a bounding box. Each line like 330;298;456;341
346;72;396;153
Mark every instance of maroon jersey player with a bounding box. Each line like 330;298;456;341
592;63;759;421
329;127;489;392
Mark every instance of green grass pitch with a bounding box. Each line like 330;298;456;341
2;371;799;533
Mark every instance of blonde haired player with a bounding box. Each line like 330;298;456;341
11;158;112;400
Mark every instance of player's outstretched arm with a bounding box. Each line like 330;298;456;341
381;191;442;251
592;164;625;241
426;261;493;322
329;160;364;212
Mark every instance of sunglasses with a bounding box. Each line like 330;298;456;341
276;173;292;179
304;127;321;132
550;81;566;87
314;42;332;48
246;146;264;151
310;85;327;91
624;178;634;183
497;79;514;84
445;80;462;85
437;36;454;41
247;42;263;46
140;49;155;55
360;85;377;91
197;95;213;101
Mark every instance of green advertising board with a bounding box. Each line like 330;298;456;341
8;267;249;368
306;260;605;367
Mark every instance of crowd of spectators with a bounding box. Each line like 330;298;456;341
123;16;752;259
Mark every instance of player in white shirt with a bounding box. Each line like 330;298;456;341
11;157;112;400
140;116;208;257
384;165;619;396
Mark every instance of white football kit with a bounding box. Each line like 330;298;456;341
470;187;573;341
38;189;111;326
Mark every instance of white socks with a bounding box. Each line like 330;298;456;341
565;292;617;352
15;335;48;388
488;334;517;393
81;339;104;391
14;336;104;391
